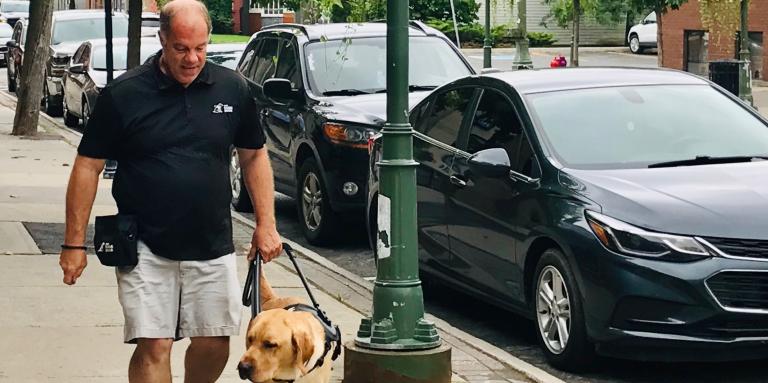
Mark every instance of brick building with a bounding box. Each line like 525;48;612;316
661;1;766;80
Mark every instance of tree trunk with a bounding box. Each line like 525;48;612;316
572;0;580;67
127;0;142;69
12;0;53;136
656;7;663;68
69;0;76;9
624;10;634;47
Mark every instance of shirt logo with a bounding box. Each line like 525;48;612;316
97;242;114;253
212;103;233;114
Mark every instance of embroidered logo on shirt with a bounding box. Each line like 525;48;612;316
212;103;234;114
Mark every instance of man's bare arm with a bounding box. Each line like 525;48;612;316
238;147;282;261
60;155;105;285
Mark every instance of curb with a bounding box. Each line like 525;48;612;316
231;211;565;383
0;90;83;148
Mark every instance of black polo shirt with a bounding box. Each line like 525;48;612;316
78;54;264;261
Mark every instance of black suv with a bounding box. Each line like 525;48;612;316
232;22;474;244
6;10;128;115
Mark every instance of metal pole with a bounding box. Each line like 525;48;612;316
449;0;460;48
739;0;754;106
105;0;113;83
354;0;440;352
512;0;532;69
483;0;492;68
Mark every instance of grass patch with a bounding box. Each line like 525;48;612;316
210;34;251;44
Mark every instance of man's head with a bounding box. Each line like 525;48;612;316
158;0;211;87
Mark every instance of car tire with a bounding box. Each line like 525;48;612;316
297;158;339;245
629;35;643;54
81;98;90;129
229;146;254;212
7;66;15;93
533;248;595;371
63;98;79;128
43;82;63;117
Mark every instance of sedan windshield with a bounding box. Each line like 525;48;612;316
304;36;471;96
52;17;128;45
526;85;768;169
92;44;160;70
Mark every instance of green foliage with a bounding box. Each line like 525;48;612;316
628;0;688;14
203;0;233;34
210;34;252;43
527;31;557;46
410;0;480;24
155;0;170;9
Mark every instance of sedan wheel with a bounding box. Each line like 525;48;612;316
63;98;79;128
536;266;571;355
7;65;15;92
533;249;595;371
81;100;90;129
229;147;253;212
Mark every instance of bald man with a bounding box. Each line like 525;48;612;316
59;1;281;381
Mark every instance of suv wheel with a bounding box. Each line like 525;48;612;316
63;98;79;127
297;158;339;245
629;35;643;54
229;146;253;212
43;82;63;117
533;248;595;371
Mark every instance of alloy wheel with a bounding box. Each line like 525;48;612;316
302;172;323;231
536;265;572;355
630;37;640;53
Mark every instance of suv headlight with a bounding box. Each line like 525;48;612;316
323;122;376;149
585;210;712;262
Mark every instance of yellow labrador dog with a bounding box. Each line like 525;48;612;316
238;268;338;383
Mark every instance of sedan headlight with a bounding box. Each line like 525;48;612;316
585;210;712;262
322;122;376;149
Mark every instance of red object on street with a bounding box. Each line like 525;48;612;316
550;55;568;68
558;55;568;67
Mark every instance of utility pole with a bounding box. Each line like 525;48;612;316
343;0;451;381
512;0;532;69
483;0;492;68
739;0;754;106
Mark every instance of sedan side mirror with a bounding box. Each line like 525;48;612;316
68;63;85;75
6;39;17;48
468;148;511;178
263;78;300;104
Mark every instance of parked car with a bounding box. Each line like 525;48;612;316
5;10;129;116
206;43;245;70
62;37;161;128
140;11;159;37
232;21;474;244
0;21;13;66
5;14;25;92
628;11;657;54
0;0;28;26
367;67;768;370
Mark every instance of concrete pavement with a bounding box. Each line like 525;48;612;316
0;95;552;382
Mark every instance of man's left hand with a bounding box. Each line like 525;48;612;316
249;225;282;262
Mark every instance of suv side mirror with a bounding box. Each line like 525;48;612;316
468;148;511;178
68;63;85;74
6;39;17;48
263;78;300;104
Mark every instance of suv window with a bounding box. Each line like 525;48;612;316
237;40;260;79
71;44;86;65
466;89;521;154
274;38;300;88
251;37;279;85
12;22;22;44
421;87;475;147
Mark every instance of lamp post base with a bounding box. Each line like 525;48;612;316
343;341;452;383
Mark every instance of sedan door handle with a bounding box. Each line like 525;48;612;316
450;175;467;188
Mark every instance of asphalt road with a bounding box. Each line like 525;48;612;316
6;48;768;382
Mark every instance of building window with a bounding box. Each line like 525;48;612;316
684;30;709;77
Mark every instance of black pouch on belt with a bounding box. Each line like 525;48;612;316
94;214;138;267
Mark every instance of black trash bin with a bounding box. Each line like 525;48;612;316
709;60;742;97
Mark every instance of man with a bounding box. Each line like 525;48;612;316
58;1;281;382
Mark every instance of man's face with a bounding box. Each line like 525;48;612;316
159;14;208;87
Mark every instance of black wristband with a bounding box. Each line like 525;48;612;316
61;244;87;250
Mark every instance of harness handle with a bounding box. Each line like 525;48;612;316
241;252;261;318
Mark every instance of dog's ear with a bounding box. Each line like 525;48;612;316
291;328;315;374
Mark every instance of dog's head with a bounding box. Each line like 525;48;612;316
238;309;320;382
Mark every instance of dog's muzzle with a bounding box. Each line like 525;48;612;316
237;361;253;380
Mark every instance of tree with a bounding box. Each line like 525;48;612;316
203;0;233;33
12;0;53;136
127;0;142;69
410;0;480;24
542;0;586;66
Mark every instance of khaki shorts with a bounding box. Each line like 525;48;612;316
116;241;241;343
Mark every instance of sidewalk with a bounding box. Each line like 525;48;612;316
0;96;555;382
